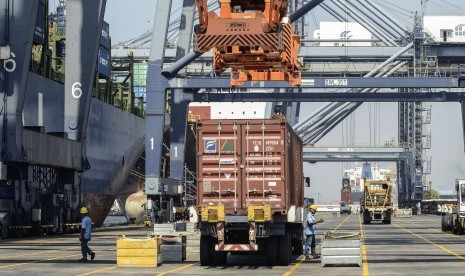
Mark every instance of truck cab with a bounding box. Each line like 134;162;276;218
441;179;465;234
458;180;465;218
340;201;351;214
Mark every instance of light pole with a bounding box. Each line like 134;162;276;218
317;193;321;204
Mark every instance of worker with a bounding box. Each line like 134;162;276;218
78;207;95;262
304;204;324;260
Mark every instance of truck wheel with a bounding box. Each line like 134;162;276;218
212;251;227;266
209;237;226;266
363;211;371;224
278;232;291;266
442;214;452;232
0;224;7;239
382;212;392;224
292;236;303;255
441;215;447;232
267;237;278;266
458;223;465;235
452;218;462;235
200;235;211;266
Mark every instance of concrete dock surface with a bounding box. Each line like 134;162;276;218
0;214;464;275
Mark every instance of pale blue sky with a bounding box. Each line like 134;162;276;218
63;0;465;203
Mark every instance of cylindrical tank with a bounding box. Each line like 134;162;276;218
124;189;147;224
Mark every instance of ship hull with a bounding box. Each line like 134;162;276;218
81;99;145;226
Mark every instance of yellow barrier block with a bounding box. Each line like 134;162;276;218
201;204;225;222
248;204;271;222
116;235;161;268
116;256;162;268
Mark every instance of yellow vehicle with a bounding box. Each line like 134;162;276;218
441;179;465;235
361;179;393;224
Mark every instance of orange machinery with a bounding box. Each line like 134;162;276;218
193;0;301;86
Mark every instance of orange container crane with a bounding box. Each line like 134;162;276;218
193;0;301;86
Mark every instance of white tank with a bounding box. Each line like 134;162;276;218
124;189;147;224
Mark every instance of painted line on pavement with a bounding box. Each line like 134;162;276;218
155;263;197;276
75;265;118;276
0;236;74;245
0;252;82;269
358;214;369;276
0;246;79;260
0;248;113;269
282;214;352;276
394;223;465;261
403;221;465;241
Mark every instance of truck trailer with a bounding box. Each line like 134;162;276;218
196;119;304;266
361;179;393;224
441;179;465;234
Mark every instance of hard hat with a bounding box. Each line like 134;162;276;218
309;204;318;211
80;207;89;214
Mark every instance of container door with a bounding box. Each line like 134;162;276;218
198;122;241;211
241;121;286;210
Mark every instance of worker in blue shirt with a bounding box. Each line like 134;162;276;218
304;204;324;259
79;207;96;262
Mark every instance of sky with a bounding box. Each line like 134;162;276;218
51;0;465;204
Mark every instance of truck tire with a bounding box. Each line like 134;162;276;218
441;215;447;232
382;212;392;224
290;231;303;255
200;235;211;266
278;232;291;266
0;223;7;239
442;214;452;232
458;223;465;235
209;237;227;266
363;211;371;224
267;237;278;265
292;236;303;255
212;251;227;266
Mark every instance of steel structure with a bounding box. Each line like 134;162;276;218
146;0;465;212
0;0;146;234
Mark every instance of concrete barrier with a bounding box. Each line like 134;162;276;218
116;235;162;268
161;235;186;262
321;231;362;267
394;208;413;218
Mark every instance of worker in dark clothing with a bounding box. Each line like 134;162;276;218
78;207;95;262
304;204;324;259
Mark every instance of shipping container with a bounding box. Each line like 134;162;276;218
197;118;303;214
133;63;148;86
0;180;14;199
341;188;352;204
100;21;111;50
97;46;111;78
188;106;211;121
57;6;65;17
341;177;352;203
34;0;46;44
57;11;66;34
56;40;66;58
196;118;304;266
